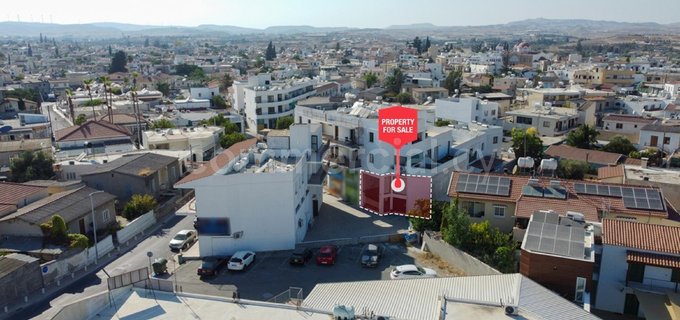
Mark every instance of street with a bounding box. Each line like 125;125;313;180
19;211;194;320
40;102;72;133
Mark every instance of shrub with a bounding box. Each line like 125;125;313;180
68;234;89;249
123;194;158;220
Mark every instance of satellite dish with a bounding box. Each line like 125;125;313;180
0;126;12;133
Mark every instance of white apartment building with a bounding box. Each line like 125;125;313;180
143;126;224;162
175;124;324;257
663;82;680;99
505;105;580;137
435;97;500;125
189;87;219;100
232;74;316;134
602;114;656;135
295;102;502;198
639;122;680;151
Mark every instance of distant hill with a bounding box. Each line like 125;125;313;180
0;18;679;39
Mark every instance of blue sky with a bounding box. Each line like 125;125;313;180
3;0;679;28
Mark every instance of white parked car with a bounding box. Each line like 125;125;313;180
168;230;197;251
390;264;437;280
228;251;256;271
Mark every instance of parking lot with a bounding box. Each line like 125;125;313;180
170;242;460;301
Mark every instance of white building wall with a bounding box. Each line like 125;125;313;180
639;130;680;150
603;120;646;135
435;98;499;124
595;245;629;313
190;87;219;100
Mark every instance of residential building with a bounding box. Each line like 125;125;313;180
505;106;579;137
435;97;500;124
0;117;51;142
448;172;674;233
54;121;134;159
595;219;680;318
232;73;315;134
78;152;181;204
520;211;595;303
475;92;513;115
143;126;223;162
545;145;624;168
189;86;219;100
597;165;626;184
639;122;680;152
602;114;656;135
95;114;148;140
410;87;448;104
0;138;52;168
517;88;582;108
0;182;48;217
0;186;116;237
175;124;324;256
663;82;680;99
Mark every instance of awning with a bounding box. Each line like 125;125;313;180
627;251;680;269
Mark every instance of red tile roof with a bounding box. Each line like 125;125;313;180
598;165;625;179
603;219;680;254
627;251;680;269
545;145;623;166
54;120;132;142
175;138;257;186
448;172;669;222
0;182;47;206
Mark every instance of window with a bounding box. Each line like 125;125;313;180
256;108;262;115
493;205;506;218
368;153;374;164
575;277;586;303
311;135;318;150
268;107;275;114
465;202;484;218
491;109;496;116
542;121;550;128
102;210;111;223
664;137;671;145
493;136;498;144
516;116;533;125
255;96;262;103
616;123;623;129
369;132;374;142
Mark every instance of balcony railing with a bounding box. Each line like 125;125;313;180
626;279;679;294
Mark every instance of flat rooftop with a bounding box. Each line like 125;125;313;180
92;288;331;320
507;106;578;119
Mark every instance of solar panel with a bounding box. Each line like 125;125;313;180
585;184;597;194
544;187;567;199
621;187;634;197
539;237;556;253
623;196;636;208
649;199;664;211
498;186;510;196
456;174;511;196
522;185;543;197
634;188;647;198
499;177;511;187
487;185;498;195
574;183;586;193
488;176;500;185
597;185;609;196
545;211;560;225
543;223;557;239
570;227;585;241
555;239;571;256
524;235;541;251
569;242;585;259
646;189;661;200
609;186;622;197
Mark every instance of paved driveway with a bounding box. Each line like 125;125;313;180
173;243;419;301
304;196;410;242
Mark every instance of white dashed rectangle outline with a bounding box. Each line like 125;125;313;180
358;169;433;219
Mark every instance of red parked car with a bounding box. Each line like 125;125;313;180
316;245;338;265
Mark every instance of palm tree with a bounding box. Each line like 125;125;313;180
65;89;75;122
132;71;139;90
83;79;95;119
99;76;113;123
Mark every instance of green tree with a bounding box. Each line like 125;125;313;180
440;199;470;247
75;114;87;125
566;124;599;149
109;50;128;73
224;121;240;134
189;68;206;82
384;68;404;94
341;58;350;64
511;128;544;159
412;36;422;54
556;159;591;180
602;135;637;155
219;73;233;92
435;119;451;127
123;194;158;220
395;92;414;104
68;233;89;249
363;72;378;88
220;132;247;149
174;64;202;76
40;215;69;245
211;95;227;109
275;115;294;129
265;41;277;61
409;200;445;232
424;36;431;52
10;151;54;182
155;81;170;96
443;70;462;94
151;119;175;129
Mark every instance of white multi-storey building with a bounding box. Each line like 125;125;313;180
295;102;502;198
435;97;500;125
175;123;324;257
232;74;316;134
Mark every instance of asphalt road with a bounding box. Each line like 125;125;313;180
19;211;194;320
41;102;71;133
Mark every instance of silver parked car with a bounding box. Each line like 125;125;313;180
169;230;197;251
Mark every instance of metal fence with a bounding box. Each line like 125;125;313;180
267;287;303;306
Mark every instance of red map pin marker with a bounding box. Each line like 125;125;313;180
378;106;418;192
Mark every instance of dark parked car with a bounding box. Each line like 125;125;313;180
289;248;313;265
316;245;338;265
360;244;384;268
197;257;227;277
193;216;199;229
